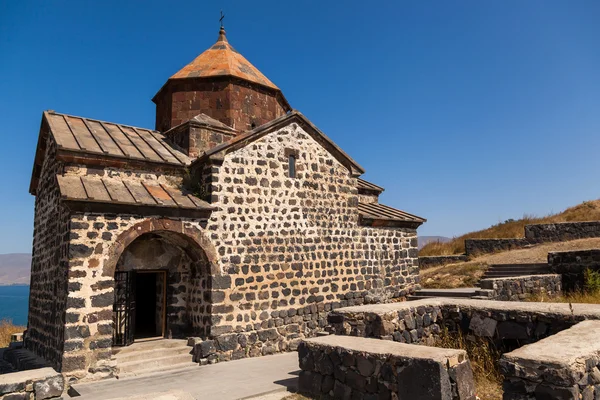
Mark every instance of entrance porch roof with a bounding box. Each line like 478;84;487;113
56;175;215;218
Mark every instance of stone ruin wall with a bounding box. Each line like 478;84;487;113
478;274;562;301
328;300;584;349
549;249;600;292
58;122;420;378
464;221;600;256
25;136;71;371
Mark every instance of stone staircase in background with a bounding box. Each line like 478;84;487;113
409;263;552;301
479;263;550;281
113;339;195;377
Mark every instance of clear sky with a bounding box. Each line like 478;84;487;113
1;1;599;254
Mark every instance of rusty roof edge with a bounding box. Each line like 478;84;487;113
357;178;385;193
29;112;52;195
46;110;158;133
56;148;189;168
358;202;427;223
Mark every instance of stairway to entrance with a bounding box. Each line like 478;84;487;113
480;263;550;280
113;339;195;377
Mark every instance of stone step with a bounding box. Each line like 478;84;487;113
408;289;476;300
483;268;550;274
487;263;548;269
114;344;192;364
482;271;549;278
112;339;189;356
117;353;195;376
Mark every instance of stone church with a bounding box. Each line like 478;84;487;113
26;26;425;380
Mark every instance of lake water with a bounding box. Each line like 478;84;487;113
0;285;29;326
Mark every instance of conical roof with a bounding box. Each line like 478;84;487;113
170;27;279;91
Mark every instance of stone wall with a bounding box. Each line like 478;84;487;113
500;320;600;400
203;122;420;335
297;335;475;400
0;367;64;400
55;123;420;379
525;221;600;242
25;137;71;371
419;255;468;269
479;274;562;301
464;221;600;256
464;238;529;256
328;298;600;349
166;122;236;158
549;249;600;292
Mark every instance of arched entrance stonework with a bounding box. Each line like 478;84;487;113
103;219;220;278
61;216;231;380
115;230;215;341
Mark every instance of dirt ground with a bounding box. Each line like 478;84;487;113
420;238;600;289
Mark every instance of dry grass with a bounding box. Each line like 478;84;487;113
421;261;487;289
0;319;25;348
435;329;503;400
420;200;600;256
528;290;600;305
421;238;600;289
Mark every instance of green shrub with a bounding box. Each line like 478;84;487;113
584;268;600;294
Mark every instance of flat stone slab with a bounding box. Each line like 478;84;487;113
300;335;475;399
304;335;466;364
334;297;600;319
0;367;58;386
0;367;61;396
500;320;600;397
72;352;299;400
502;320;600;367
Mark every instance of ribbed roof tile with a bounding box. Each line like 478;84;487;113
170;27;279;91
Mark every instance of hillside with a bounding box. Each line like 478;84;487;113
0;254;31;285
418;236;450;249
420;200;600;256
420;237;600;288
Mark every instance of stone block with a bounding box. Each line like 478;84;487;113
469;314;497;337
497;321;529;340
216;334;238;352
195;340;216;358
534;383;579;400
33;375;64;400
298;370;322;394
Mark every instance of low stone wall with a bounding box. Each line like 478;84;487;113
0;367;63;399
464;238;530;256
463;221;600;257
419;255;468;269
479;274;562;301
549;249;600;292
525;221;600;242
191;300;384;364
328;298;600;348
500;320;600;399
298;335;475;400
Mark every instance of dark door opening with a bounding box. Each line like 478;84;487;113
134;271;166;340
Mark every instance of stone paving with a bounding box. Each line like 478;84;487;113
70;352;299;400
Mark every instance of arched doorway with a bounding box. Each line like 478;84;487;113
112;231;212;346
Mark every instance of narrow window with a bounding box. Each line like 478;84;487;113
288;154;296;178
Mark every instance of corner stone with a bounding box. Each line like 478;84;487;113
33;375;64;400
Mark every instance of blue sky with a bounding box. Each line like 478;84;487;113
1;1;599;254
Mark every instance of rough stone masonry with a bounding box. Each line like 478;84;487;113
24;26;426;380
